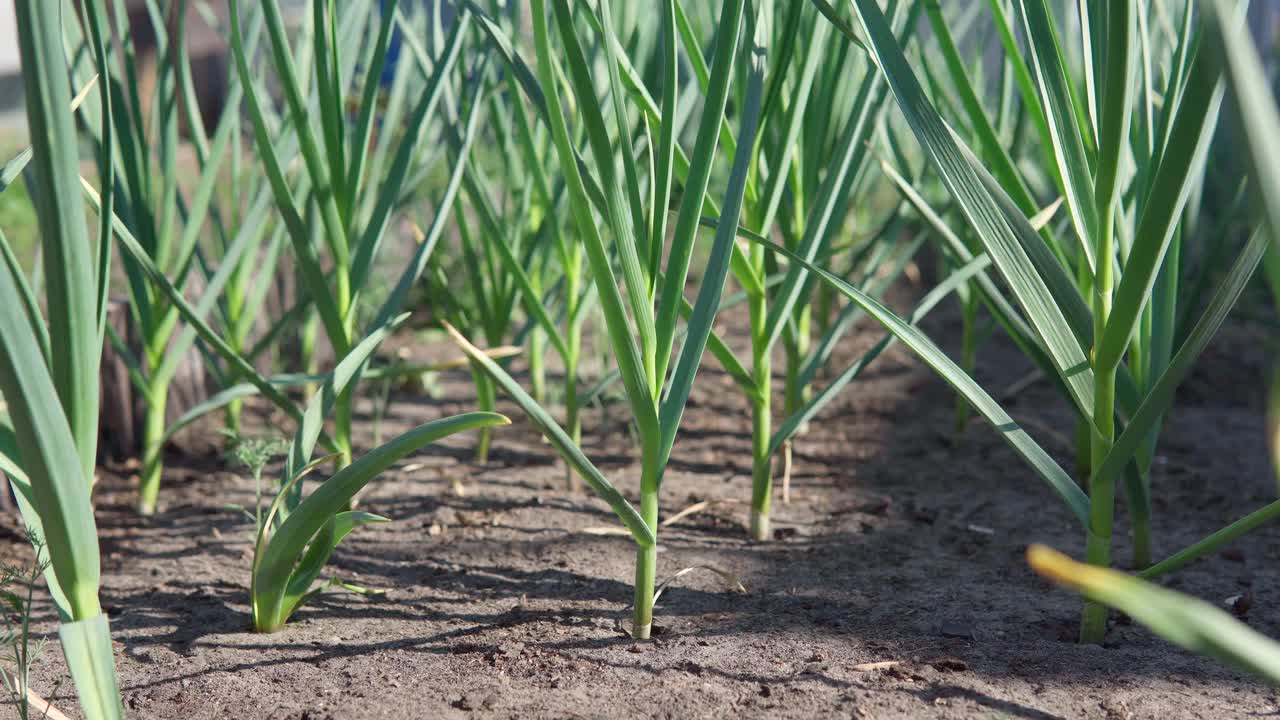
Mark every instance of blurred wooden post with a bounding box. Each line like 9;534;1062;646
98;299;137;462
98;297;213;464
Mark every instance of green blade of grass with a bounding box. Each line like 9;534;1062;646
463;1;611;215
532;0;658;443
279;510;389;621
982;0;1055;178
770;254;992;455
312;0;349;220
795;230;924;391
0;238;101;619
1139;498;1280;581
285;316;409;490
349;10;474;299
58;615;123;719
371;73;487;334
551;0;658;388
596;0;653;274
1029;545;1280;684
880;160;1063;392
253;412;508;631
653;0;749;386
444;322;655;547
227;0;350;356
759;68;888;353
648;0;679;285
80;179;310;435
923;1;1036;216
741;233;1091;525
81;2;115;356
259;0;350;275
955;142;1095;349
1097;44;1222;372
16;0;101;482
1016;0;1100;269
344;0;400;216
839;0;1097;423
1206;0;1280;240
752;8;831;237
0;230;51;365
1093;229;1269;497
658;0;765;469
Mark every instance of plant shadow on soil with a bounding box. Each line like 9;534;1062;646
4;287;1280;719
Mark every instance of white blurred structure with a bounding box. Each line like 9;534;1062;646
1;4;18;75
1;5;20;125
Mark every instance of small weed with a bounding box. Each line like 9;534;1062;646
0;531;60;720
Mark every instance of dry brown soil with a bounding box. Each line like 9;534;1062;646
3;293;1278;719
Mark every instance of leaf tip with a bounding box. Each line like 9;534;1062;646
1027;543;1113;591
1026;543;1078;585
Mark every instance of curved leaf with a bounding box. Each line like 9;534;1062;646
444;322;656;547
741;233;1090;526
253;412;509;631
